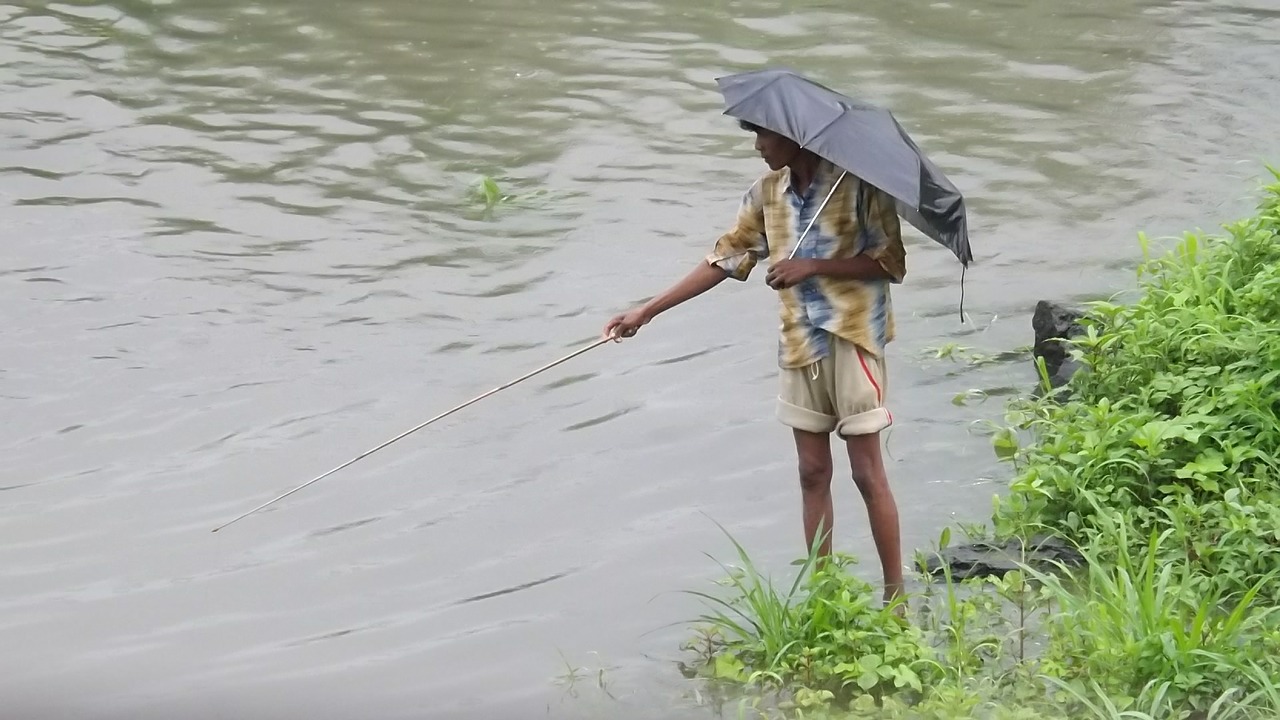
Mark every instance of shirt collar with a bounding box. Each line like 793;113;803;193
782;157;840;198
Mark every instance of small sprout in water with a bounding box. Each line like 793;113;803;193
924;342;971;361
470;175;512;207
952;389;989;406
552;650;617;700
966;351;996;366
925;343;1026;368
467;175;560;210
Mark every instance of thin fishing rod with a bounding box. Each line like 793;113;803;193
213;337;612;533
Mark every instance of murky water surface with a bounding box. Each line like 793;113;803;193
2;0;1278;717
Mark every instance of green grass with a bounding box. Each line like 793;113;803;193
1028;518;1280;713
681;523;928;712
993;169;1280;604
683;527;1280;720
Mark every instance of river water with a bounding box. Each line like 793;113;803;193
2;1;1278;718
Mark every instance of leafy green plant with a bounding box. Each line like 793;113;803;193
1026;519;1279;713
991;170;1280;603
682;524;934;708
918;561;1003;683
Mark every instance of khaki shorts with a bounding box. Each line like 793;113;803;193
777;336;892;437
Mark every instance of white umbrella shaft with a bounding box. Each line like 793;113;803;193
787;170;847;260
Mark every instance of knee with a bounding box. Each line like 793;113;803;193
849;458;889;501
798;457;833;493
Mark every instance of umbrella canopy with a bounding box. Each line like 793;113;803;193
716;68;972;266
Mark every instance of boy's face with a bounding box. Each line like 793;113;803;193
753;128;802;171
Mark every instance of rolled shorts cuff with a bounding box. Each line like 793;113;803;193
836;407;893;437
776;397;837;434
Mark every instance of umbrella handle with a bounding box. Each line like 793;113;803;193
787;171;847;260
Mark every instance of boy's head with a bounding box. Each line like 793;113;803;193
739;120;803;172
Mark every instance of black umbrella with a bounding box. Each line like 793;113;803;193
716;67;972;267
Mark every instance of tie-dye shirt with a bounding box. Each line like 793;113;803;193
705;159;907;369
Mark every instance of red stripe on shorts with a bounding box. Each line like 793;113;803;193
856;348;883;405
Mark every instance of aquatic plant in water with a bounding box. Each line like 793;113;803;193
467;174;555;210
470;175;512;207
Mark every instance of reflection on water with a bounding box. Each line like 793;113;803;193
2;0;1278;717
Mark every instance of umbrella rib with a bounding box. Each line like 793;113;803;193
723;74;787;134
799;109;849;151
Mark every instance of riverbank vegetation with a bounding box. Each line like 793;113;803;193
680;171;1280;719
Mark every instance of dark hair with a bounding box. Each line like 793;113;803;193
738;120;763;133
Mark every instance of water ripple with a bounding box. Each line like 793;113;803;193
2;0;1278;718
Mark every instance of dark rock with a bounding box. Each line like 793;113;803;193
924;535;1085;581
1032;300;1085;388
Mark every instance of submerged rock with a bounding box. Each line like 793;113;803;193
1032;300;1085;388
924;535;1084;581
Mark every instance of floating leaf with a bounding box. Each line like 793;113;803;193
712;653;746;682
992;427;1019;460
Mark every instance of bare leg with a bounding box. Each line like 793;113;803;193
792;429;835;557
845;431;904;605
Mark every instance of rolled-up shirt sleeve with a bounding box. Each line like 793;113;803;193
861;185;906;284
705;180;768;282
